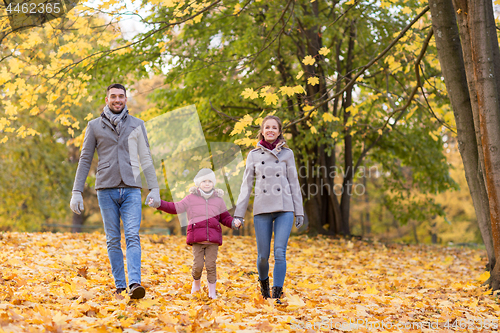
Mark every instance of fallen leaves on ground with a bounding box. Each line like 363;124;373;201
0;232;498;332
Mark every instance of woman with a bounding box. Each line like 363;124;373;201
234;115;304;303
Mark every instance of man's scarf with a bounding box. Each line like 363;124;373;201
103;105;128;135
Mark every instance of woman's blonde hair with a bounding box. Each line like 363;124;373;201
257;115;288;147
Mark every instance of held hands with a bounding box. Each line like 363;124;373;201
70;191;84;215
232;218;243;230
146;188;161;208
295;215;304;229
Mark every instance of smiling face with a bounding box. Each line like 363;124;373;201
200;179;214;192
262;118;280;143
105;88;127;113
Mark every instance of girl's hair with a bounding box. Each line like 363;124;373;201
257;115;285;143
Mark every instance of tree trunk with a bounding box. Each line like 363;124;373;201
467;0;500;290
429;0;496;273
71;213;83;233
340;19;356;236
363;164;371;234
447;0;500;290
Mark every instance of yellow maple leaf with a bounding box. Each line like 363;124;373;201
302;55;315;66
279;86;296;97
402;7;412;14
319;47;330;56
477;271;490;283
296;71;304;79
308;77;319;86
293;85;305;94
322;113;334;122
263;93;279;105
331;132;339;139
231;114;254;136
286;294;305;310
310;126;317;134
233;3;242;15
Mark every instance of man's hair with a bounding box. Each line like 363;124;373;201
106;83;127;96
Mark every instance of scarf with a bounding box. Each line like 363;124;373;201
103;105;128;135
199;188;214;200
259;139;280;151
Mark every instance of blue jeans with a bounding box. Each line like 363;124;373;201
253;211;294;287
97;188;142;288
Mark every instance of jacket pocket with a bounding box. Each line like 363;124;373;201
97;161;110;172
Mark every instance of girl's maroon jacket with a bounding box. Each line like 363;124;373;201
157;187;233;245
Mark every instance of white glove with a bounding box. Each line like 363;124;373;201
70;191;84;215
295;216;304;229
146;188;161;208
232;218;243;230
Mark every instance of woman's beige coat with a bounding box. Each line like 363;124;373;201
234;142;304;218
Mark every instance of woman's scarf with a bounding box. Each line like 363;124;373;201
259;139;280;151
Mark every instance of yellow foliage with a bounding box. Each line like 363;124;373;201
262;92;279;105
293;85;305;94
296;71;304;79
233;3;242;15
307;77;319;86
230;114;253;136
234;137;258;147
302;55;315;66
322;113;335;122
0;233;494;332
318;47;330;56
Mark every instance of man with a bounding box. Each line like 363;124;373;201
70;84;161;299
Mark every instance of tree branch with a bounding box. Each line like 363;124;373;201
283;5;430;129
352;27;434;174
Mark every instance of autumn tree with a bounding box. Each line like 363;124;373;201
0;2;130;230
103;0;457;235
429;0;500;290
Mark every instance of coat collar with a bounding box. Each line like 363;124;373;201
256;141;286;158
189;186;224;198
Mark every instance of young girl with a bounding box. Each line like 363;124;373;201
149;168;240;299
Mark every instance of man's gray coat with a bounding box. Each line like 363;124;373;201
72;114;158;192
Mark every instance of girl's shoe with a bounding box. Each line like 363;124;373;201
208;282;217;299
258;278;271;299
191;279;201;294
272;286;283;304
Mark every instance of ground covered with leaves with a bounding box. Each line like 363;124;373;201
0;232;498;332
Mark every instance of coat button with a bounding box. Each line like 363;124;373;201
262;175;265;179
262;161;265;164
276;174;279;177
275;160;279;163
261;152;264;154
277;188;281;191
263;189;267;193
